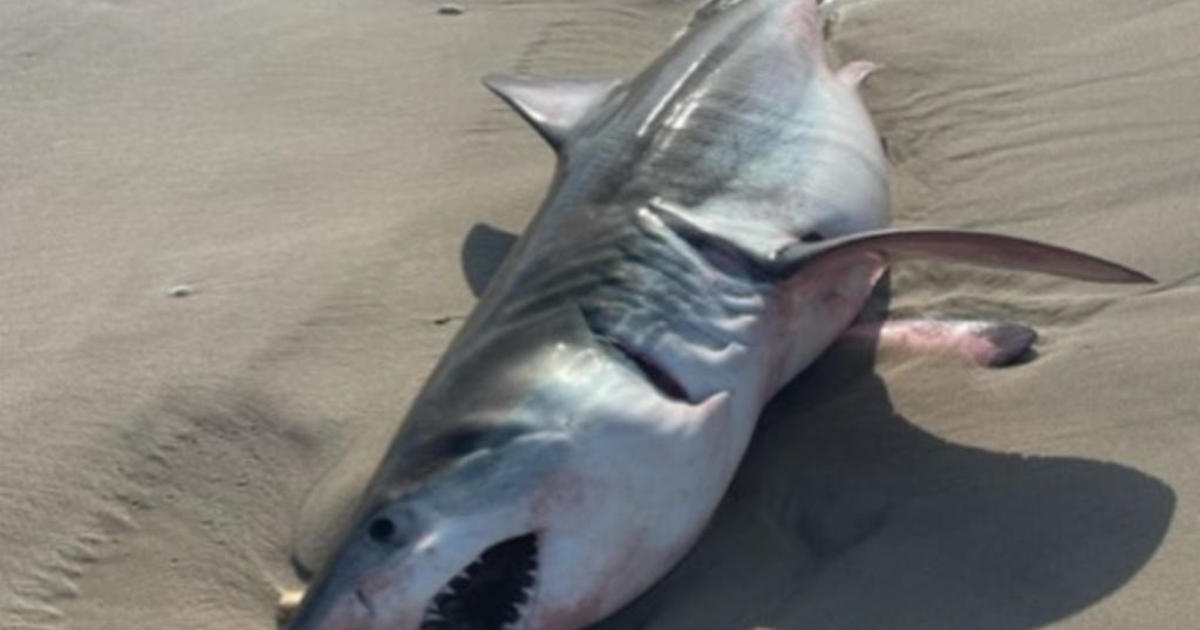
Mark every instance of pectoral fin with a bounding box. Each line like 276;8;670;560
461;223;518;297
645;202;1153;284
780;229;1154;284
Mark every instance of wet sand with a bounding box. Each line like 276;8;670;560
2;1;1197;628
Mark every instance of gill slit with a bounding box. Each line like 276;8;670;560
579;306;693;403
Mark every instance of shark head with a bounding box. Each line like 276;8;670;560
284;323;736;630
287;423;574;630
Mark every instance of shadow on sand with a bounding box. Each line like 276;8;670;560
595;297;1173;630
461;226;1175;630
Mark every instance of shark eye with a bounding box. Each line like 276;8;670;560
801;231;824;243
364;506;416;547
368;517;398;544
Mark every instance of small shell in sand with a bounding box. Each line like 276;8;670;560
276;588;305;624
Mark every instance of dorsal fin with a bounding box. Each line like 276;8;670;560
482;74;622;151
836;60;881;88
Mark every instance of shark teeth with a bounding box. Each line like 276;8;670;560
419;533;538;630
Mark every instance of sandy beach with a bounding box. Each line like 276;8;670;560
2;0;1197;628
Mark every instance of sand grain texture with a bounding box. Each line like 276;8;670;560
1;1;1196;629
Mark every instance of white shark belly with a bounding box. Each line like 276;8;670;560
515;226;883;627
525;354;750;628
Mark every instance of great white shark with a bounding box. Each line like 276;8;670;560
284;1;1152;628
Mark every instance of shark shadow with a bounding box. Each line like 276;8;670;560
461;227;1175;630
461;223;520;298
591;291;1174;630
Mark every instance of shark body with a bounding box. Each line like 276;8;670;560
287;1;1150;629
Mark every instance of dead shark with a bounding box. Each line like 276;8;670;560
284;1;1151;628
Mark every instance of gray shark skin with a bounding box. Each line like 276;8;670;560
286;1;1151;629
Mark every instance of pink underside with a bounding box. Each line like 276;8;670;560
845;320;1008;366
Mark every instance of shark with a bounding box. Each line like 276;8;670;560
284;1;1152;628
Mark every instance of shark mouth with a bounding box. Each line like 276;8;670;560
419;533;538;630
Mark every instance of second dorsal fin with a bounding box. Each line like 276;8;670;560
482;74;623;151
